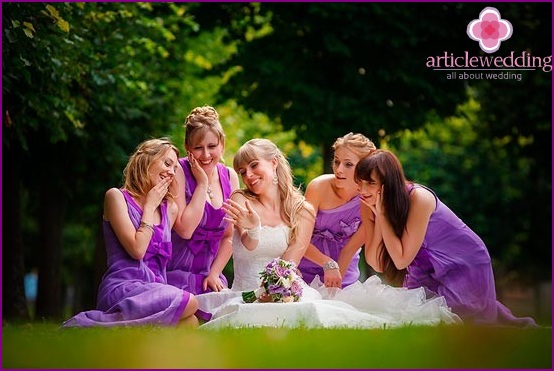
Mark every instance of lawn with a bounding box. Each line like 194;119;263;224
2;322;551;369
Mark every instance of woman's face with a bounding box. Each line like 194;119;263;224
333;146;361;190
357;170;382;206
187;130;223;171
149;148;179;187
236;154;276;195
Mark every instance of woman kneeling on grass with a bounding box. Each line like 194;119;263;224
355;149;536;327
62;138;198;328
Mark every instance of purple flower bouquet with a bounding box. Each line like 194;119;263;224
242;258;303;303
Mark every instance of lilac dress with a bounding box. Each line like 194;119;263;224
403;184;536;326
167;158;231;294
299;196;362;288
62;190;191;327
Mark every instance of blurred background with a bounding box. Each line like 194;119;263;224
3;2;551;325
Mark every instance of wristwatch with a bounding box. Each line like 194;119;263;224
322;260;339;271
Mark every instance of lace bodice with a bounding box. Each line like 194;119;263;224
231;225;290;291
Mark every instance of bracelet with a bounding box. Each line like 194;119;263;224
245;223;261;240
139;221;154;233
322;260;339;271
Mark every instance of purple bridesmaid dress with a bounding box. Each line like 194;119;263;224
404;184;536;326
299;196;362;288
62;190;191;327
167;158;231;294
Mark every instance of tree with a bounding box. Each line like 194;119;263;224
193;2;551;280
194;3;477;162
2;2;200;320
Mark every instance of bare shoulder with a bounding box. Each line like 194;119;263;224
105;187;124;202
305;174;334;202
410;185;436;212
307;174;334;190
103;188;125;221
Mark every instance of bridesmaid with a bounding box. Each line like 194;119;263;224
299;133;376;288
167;106;240;294
63;138;198;327
355;149;536;326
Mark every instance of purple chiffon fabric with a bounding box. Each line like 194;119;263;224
167;158;231;294
299;196;362;288
404;184;536;326
62;190;190;327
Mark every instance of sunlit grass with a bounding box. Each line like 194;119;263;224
2;322;551;368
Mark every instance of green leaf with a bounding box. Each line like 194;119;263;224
23;28;34;39
57;19;70;33
23;21;36;33
45;4;60;19
19;55;31;66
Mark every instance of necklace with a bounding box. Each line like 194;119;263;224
206;168;217;199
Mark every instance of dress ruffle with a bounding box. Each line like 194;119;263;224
196;276;461;329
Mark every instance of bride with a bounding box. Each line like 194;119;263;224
195;138;461;329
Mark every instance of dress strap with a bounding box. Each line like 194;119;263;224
408;183;438;209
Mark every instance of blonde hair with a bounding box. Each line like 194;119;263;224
232;138;312;243
184;106;226;151
332;132;376;158
123;137;179;201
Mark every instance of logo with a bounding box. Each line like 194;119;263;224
426;6;551;81
467;7;513;54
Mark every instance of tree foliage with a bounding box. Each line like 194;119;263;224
3;2;200;319
193;2;552;281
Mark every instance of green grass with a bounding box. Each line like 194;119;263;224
2;322;551;368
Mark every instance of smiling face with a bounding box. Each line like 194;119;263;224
149;147;179;187
123;138;180;199
186;130;223;172
357;170;382;206
236;155;277;195
333;146;362;191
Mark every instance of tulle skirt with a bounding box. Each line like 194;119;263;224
196;275;462;329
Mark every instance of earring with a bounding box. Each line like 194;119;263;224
273;174;278;185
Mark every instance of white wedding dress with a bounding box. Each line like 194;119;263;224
196;225;461;329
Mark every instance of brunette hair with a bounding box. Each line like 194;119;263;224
355;149;410;285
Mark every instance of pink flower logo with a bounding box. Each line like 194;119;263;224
467;7;513;54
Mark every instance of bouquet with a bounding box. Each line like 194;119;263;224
242;258;303;303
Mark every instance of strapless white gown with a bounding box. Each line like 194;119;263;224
196;225;461;329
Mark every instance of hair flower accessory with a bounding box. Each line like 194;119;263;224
242;258;303;303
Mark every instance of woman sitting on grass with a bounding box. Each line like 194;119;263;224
63;138;198;328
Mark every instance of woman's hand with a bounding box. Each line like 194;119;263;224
168;172;180;197
369;185;384;216
222;199;260;230
257;292;272;303
188;155;209;188
145;176;172;210
323;268;342;288
203;272;226;292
